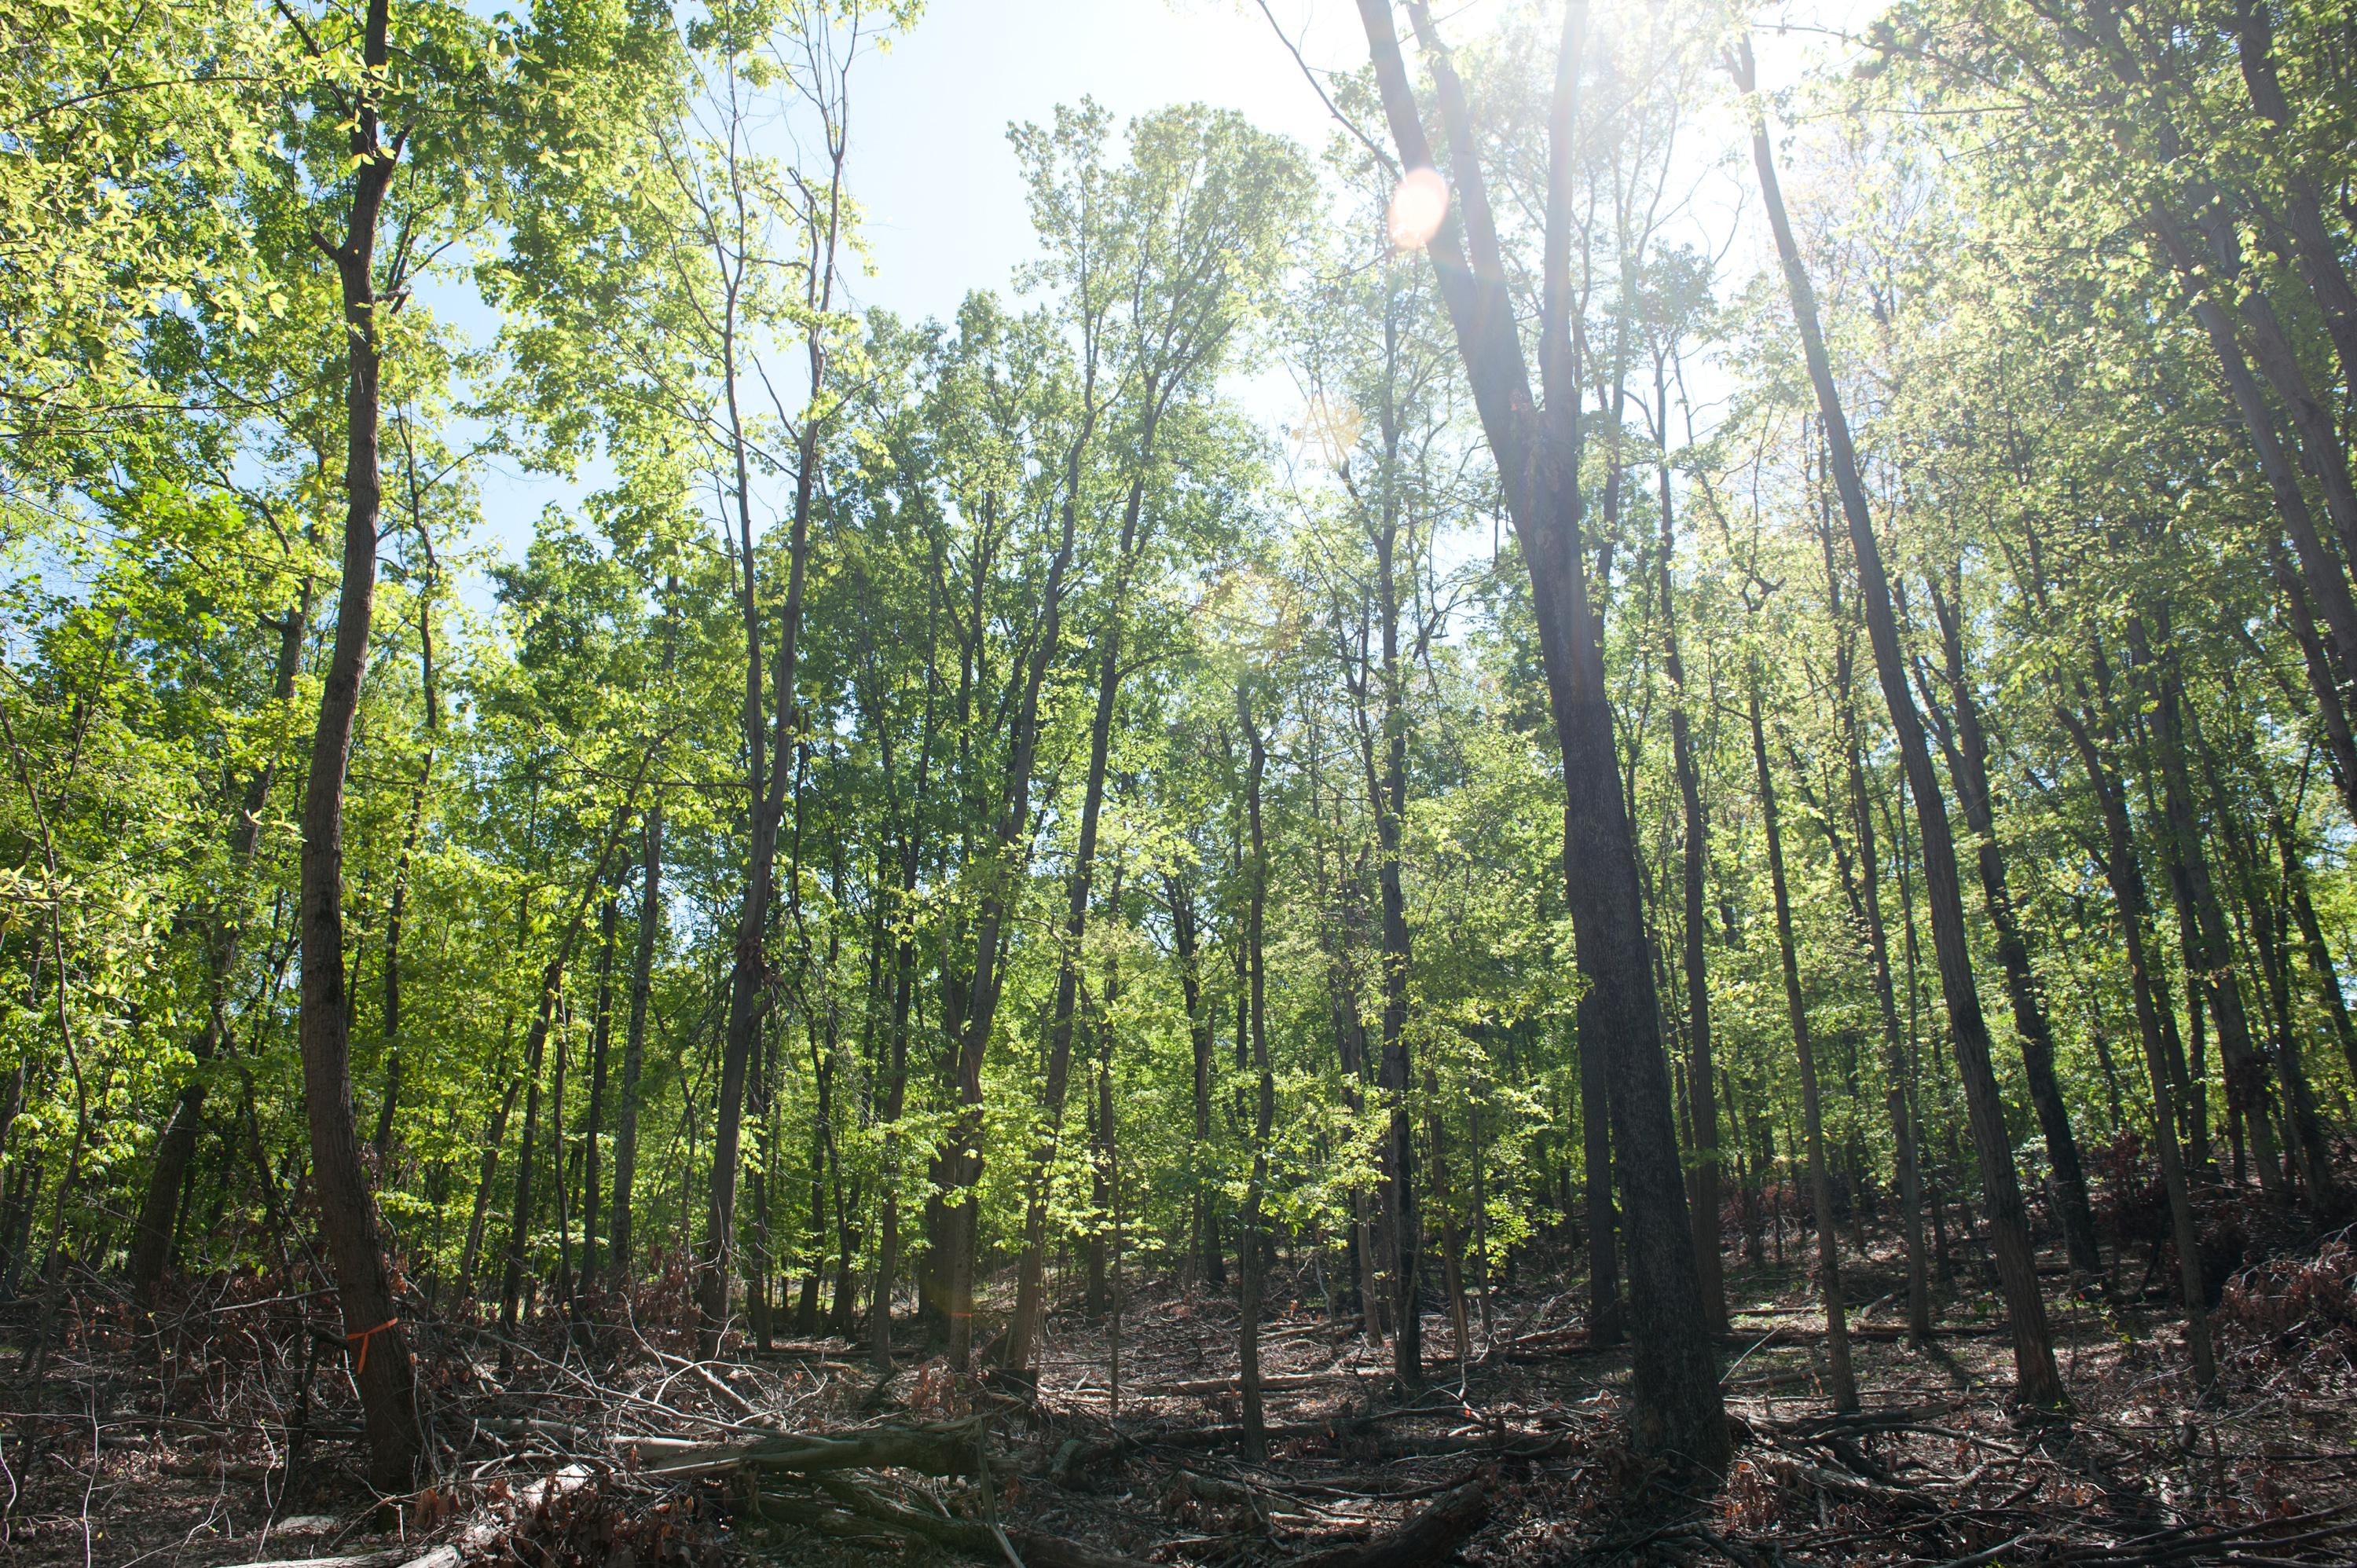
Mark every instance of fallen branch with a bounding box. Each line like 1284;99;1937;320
756;1478;1161;1568
1288;1474;1491;1568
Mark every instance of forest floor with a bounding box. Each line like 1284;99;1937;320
3;1195;2355;1568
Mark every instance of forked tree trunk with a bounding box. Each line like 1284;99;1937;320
1355;0;1726;1465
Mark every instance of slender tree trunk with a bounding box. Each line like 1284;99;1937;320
130;571;313;1296
2055;702;2216;1388
1169;875;1226;1291
1008;467;1151;1372
497;795;647;1354
1236;685;1275;1456
1750;680;1857;1411
1573;830;1621;1346
1655;400;1726;1335
458;1064;522;1302
374;559;440;1169
296;0;420;1481
1738;35;2063;1405
1811;510;1930;1342
2135;614;2284;1196
611;804;658;1286
1918;576;2103;1277
580;894;618;1288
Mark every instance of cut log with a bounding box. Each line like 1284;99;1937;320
1289;1475;1490;1568
630;1422;1003;1482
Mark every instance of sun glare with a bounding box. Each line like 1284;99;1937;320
1387;167;1449;251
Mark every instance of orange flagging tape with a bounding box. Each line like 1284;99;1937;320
346;1317;399;1376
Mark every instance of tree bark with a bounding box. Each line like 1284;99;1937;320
295;0;420;1482
1357;0;1727;1468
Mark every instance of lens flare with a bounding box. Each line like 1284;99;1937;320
1387;167;1449;251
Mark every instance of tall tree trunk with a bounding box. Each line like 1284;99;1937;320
296;0;420;1482
1357;0;1726;1467
1654;387;1726;1336
1573;815;1622;1347
1737;35;2063;1405
458;1062;522;1302
2134;614;2285;1196
1811;517;1929;1339
2055;700;2216;1388
698;105;845;1347
497;794;647;1354
1917;573;2103;1278
869;561;938;1365
374;544;440;1168
945;445;1085;1371
1749;679;1857;1411
1007;462;1153;1372
1235;684;1275;1456
580;893;618;1287
610;802;659;1286
1168;875;1226;1291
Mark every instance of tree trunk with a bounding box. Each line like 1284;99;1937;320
2134;614;2284;1196
1008;464;1152;1372
580;893;618;1287
1654;397;1726;1335
295;0;420;1482
1918;574;2102;1278
1737;35;2063;1405
2055;698;2216;1388
611;803;658;1286
1168;875;1226;1291
130;568;313;1296
1749;680;1857;1411
1810;511;1930;1341
1358;0;1726;1467
373;557;440;1169
1236;685;1275;1456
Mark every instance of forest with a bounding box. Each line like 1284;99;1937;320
4;0;2357;1563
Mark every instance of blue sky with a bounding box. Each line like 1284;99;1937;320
460;0;1860;593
